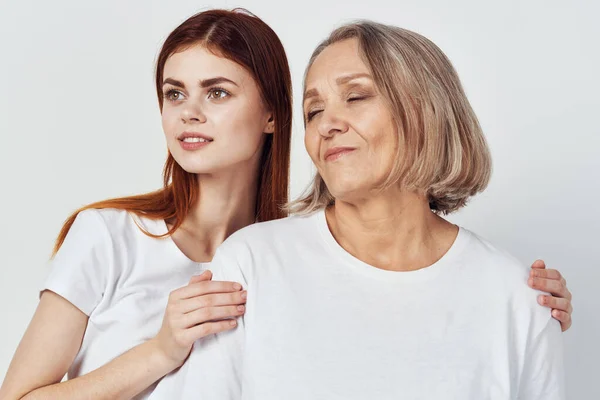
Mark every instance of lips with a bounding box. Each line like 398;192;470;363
323;146;356;161
178;132;213;151
178;132;214;142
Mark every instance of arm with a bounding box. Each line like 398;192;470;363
528;260;573;331
1;273;246;400
0;291;87;400
517;317;565;399
0;290;173;400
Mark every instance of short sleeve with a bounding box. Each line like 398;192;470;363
42;209;114;316
518;316;566;399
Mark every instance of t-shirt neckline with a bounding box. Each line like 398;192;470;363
314;208;470;282
157;218;211;267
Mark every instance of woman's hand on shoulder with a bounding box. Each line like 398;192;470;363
528;259;573;332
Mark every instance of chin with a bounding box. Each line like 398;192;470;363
326;185;364;203
175;156;249;176
170;157;213;174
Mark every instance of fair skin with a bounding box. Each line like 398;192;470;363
0;44;273;400
0;40;571;400
303;39;573;316
304;38;458;272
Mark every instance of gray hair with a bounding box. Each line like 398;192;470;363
288;21;492;215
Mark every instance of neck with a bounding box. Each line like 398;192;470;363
327;188;457;271
170;163;261;261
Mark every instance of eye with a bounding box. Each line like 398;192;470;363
347;93;371;102
348;96;366;102
305;109;323;122
208;88;230;100
164;89;185;102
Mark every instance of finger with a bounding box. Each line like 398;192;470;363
531;269;571;301
530;268;562;281
185;319;239;342
189;270;212;284
530;259;546;269
175;280;243;300
528;277;568;298
183;305;246;327
537;295;572;313
180;291;247;313
551;309;571;331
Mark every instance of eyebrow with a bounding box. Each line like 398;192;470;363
303;72;372;104
303;88;319;103
200;77;238;88
336;72;371;85
162;76;238;88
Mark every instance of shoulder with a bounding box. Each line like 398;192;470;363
210;213;320;281
64;208;115;246
74;208;162;243
461;229;528;280
221;213;318;251
458;229;558;339
55;208;165;267
460;228;549;316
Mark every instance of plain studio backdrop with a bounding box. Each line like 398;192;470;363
0;0;598;397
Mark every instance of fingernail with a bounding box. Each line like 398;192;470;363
237;305;245;312
531;270;539;277
230;319;237;326
539;296;546;305
241;291;247;300
233;283;242;290
528;278;534;286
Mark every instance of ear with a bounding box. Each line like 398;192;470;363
264;114;275;134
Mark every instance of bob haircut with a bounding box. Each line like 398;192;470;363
290;21;491;215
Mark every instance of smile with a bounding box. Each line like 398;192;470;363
182;137;211;143
324;147;356;162
178;131;214;151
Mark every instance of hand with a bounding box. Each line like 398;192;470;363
152;270;247;368
528;259;572;332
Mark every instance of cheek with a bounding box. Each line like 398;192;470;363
304;128;320;163
369;123;397;176
161;108;177;136
219;103;266;155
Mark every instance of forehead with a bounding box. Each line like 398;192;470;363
163;44;250;83
305;38;369;87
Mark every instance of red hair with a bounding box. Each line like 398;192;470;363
52;9;292;256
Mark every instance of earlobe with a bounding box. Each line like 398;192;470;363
264;115;275;134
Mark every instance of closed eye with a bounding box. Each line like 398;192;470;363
306;109;323;122
348;95;371;103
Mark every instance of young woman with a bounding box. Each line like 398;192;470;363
0;9;292;400
0;9;571;400
151;21;567;399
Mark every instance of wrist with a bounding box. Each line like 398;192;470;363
147;337;184;373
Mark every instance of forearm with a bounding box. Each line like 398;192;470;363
19;339;179;400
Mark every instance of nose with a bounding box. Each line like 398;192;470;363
317;107;349;139
180;100;207;124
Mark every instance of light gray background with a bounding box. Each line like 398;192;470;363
0;0;598;397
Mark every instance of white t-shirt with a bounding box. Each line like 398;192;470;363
151;210;565;400
43;208;207;399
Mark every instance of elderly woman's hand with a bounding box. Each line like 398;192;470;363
528;259;572;332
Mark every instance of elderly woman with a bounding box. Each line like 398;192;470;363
151;21;564;400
